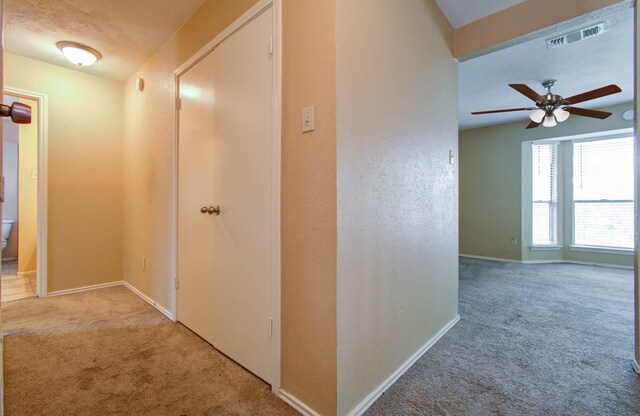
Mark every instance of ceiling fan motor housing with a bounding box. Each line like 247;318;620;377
537;93;566;112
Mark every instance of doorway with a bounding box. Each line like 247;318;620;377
1;93;38;302
456;0;637;391
175;2;280;387
1;87;47;301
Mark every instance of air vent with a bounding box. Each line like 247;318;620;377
546;23;604;49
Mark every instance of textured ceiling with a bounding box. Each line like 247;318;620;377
434;0;526;28
4;0;208;81
459;7;634;130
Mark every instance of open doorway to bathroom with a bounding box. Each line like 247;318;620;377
1;93;38;302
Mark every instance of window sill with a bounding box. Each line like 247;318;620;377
569;245;634;255
530;245;563;251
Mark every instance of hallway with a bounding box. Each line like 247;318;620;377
2;286;296;415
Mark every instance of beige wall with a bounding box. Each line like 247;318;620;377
459;102;634;264
454;0;624;58
123;0;339;413
336;0;458;414
281;1;337;414
122;0;257;309
4;53;124;292
17;97;37;273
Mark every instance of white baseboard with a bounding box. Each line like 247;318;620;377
633;359;640;374
461;254;633;270
122;281;175;321
47;281;123;297
277;389;321;416
561;260;632;270
346;314;461;416
460;254;520;263
522;259;633;270
45;280;175;321
17;271;36;279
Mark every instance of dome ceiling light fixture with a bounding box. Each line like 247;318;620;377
57;41;102;67
471;79;622;129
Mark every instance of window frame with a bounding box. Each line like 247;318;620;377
570;135;635;251
530;141;561;248
522;128;635;258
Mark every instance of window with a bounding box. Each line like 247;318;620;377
526;133;635;254
532;143;559;246
573;137;634;249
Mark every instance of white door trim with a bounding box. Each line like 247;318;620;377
172;0;282;392
4;86;48;297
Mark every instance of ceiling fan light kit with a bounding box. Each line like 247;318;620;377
471;79;622;129
553;108;570;122
543;114;557;128
529;109;546;123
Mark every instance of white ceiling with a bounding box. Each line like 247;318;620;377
459;7;634;130
435;0;526;28
4;0;208;81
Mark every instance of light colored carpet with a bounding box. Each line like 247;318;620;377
2;286;297;416
366;259;640;415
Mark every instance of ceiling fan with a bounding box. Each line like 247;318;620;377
471;80;622;129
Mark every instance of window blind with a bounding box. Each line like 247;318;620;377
573;137;634;249
532;143;558;245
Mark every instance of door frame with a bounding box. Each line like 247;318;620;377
172;0;282;392
3;86;48;298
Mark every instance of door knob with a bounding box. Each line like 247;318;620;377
200;205;220;215
0;102;31;124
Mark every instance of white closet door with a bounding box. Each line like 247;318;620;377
178;6;274;384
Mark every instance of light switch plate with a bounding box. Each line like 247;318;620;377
303;106;315;133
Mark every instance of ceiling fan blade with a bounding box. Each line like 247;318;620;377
471;107;535;115
567;107;612;119
509;84;542;102
526;120;541;129
564;85;622;105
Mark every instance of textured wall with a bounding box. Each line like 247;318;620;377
281;1;337;414
5;53;124;292
122;0;257;311
17;97;38;273
336;0;459;413
459;102;634;263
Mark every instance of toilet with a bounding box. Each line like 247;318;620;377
2;220;14;251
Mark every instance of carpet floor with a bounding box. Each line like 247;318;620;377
2;286;297;416
367;258;640;415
